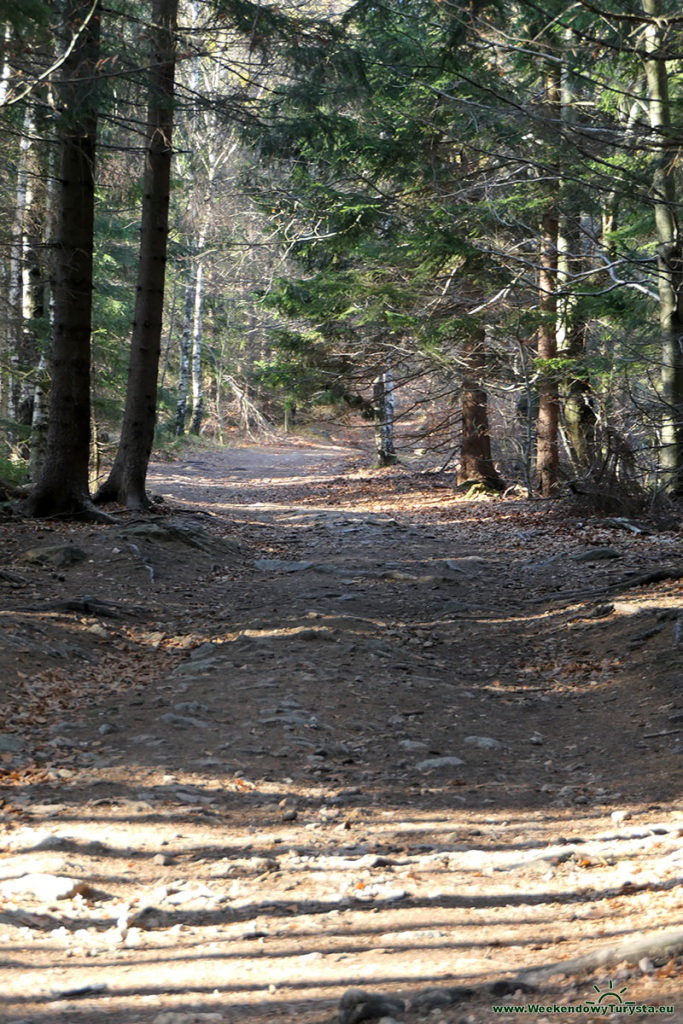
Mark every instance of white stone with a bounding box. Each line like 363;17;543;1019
416;756;464;771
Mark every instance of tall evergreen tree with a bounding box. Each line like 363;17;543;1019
536;62;561;497
95;0;178;509
25;0;102;518
641;0;683;494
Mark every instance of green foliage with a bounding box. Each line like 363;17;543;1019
251;322;354;407
91;181;139;423
1;0;680;489
0;450;29;485
0;0;49;31
243;0;514;416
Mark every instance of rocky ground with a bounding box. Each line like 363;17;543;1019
0;436;681;1024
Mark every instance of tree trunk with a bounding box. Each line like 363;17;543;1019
459;328;504;489
536;207;560;496
17;107;48;432
536;66;561;496
373;367;397;466
17;225;44;429
95;0;178;509
189;251;205;435
29;351;50;481
174;268;194;435
6;108;31;424
0;24;11;108
24;0;101;519
558;220;596;476
642;0;683;494
29;102;58;482
556;52;596;473
560;323;596;470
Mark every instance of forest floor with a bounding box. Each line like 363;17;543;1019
0;433;682;1024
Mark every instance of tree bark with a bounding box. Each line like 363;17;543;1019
17;105;48;432
95;0;178;509
29;351;50;481
0;24;11;108
6;109;31;424
642;0;683;494
189;244;205;435
536;207;560;496
560;322;596;470
29;101;58;482
459;328;504;488
556;53;596;473
174;266;195;435
372;367;397;466
24;0;101;519
536;66;561;497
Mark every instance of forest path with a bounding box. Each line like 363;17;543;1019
0;437;681;1023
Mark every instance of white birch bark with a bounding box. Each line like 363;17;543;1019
28;105;58;481
373;367;397;466
6;110;32;422
189;239;205;435
174;269;195;435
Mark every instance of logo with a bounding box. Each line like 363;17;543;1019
587;980;630;1008
491;978;675;1016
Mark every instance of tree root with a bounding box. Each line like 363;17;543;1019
524;566;683;605
518;928;683;986
19;597;148;618
22;492;116;523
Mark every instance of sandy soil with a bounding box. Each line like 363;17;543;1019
0;436;681;1024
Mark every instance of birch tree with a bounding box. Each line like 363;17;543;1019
174;260;195;435
372;367;397;466
6;108;32;424
173;1;249;438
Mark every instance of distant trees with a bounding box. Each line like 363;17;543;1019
245;0;683;496
642;0;683;494
1;1;52;443
246;0;511;481
2;0;289;512
0;0;682;510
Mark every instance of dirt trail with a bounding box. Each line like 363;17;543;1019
0;438;681;1024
